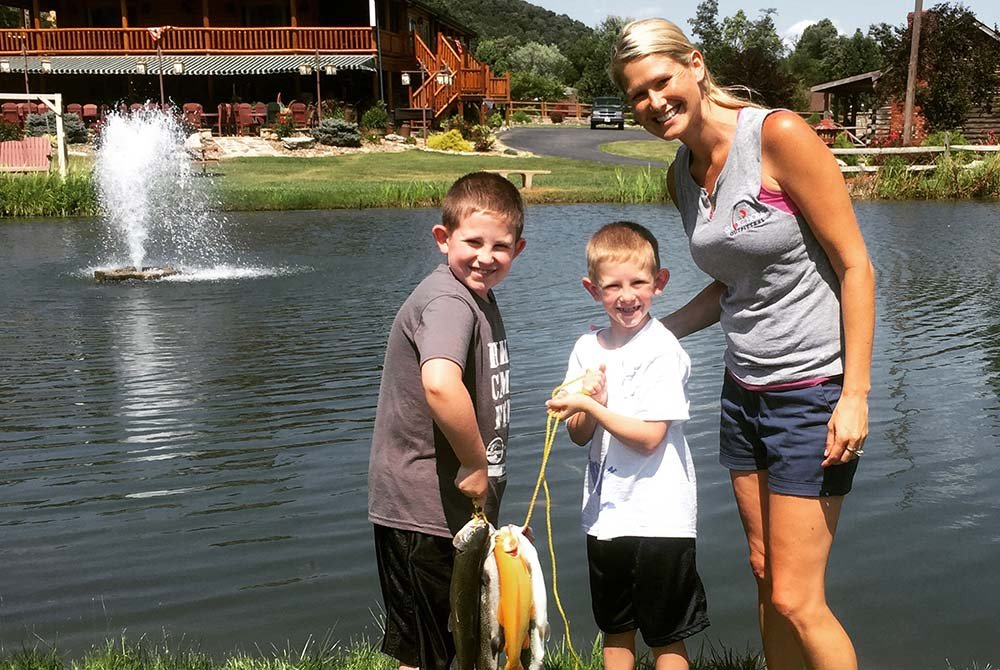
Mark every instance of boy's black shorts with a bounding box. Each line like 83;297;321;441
373;524;455;670
587;534;710;647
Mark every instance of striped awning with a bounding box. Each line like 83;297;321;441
1;54;376;75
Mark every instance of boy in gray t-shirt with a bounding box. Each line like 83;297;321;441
368;172;526;670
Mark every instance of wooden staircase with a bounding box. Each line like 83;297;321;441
404;33;510;126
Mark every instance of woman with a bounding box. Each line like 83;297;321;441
609;18;874;670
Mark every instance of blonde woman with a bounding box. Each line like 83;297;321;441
610;18;874;670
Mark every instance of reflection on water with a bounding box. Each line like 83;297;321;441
1;204;999;668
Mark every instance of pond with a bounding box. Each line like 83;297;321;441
1;202;998;669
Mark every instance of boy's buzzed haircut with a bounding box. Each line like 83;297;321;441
587;221;661;281
442;172;525;239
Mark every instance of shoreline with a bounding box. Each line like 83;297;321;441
2;144;999;218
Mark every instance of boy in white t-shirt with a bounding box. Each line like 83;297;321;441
546;221;709;670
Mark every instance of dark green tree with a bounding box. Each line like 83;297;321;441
689;1;799;107
787;19;841;85
1;6;25;28
878;2;1000;131
567;15;630;101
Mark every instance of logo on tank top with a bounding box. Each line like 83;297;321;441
728;199;770;238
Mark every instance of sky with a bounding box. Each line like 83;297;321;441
526;0;1000;46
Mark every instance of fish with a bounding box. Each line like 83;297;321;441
451;516;493;670
480;535;503;670
490;524;549;670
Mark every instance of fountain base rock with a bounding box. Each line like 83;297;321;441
94;266;180;282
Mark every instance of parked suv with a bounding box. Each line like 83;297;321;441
591;96;625;130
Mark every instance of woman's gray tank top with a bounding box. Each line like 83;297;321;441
673;107;844;386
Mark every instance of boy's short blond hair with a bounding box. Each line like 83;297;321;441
441;172;525;239
586;221;661;281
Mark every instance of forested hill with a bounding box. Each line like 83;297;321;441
417;0;594;50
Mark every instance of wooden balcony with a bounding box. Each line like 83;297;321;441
0;26;375;56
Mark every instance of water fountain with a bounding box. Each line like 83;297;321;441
93;108;232;281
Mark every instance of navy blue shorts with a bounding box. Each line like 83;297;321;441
719;372;858;497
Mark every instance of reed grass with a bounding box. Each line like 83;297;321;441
0;171;99;217
613;166;669;204
848;153;1000;200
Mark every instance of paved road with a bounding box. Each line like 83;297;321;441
499;126;668;166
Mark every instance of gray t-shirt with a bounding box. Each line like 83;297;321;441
368;264;510;538
673;107;844;385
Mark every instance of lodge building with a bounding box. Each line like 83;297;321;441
0;0;510;126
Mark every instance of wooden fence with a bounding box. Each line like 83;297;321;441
831;142;1000;173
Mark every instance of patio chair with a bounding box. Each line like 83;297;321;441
1;102;20;125
82;104;99;126
66;103;83;117
130;103;144;113
217;103;233;136
182;102;203;128
235;102;253;135
289;101;307;127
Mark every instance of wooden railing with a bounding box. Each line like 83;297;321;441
0;27;375;55
409;32;509;119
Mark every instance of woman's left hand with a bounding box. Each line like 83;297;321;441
822;392;869;466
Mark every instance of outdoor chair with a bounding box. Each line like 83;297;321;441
130;103;144;113
217;103;234;136
254;102;266;122
1;102;20;125
82;104;99;126
66;103;83;117
235;102;253;135
182;102;203;128
289;101;307;127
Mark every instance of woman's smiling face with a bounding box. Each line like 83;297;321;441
623;52;705;142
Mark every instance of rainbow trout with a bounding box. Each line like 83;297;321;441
450;516;492;670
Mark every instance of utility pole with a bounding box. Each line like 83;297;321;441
902;0;923;145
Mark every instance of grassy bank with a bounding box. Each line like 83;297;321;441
213;151;667;210
3;148;1000;218
0;637;766;670
2;637;993;670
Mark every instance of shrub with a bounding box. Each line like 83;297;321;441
550;111;564;124
487;112;504;129
833;132;858;166
922;130;969;148
0;119;21;141
511;110;530;124
312;118;361;147
444;114;472;139
360;101;389;131
470;124;495;152
364;131;382;145
426;129;473;152
271;116;297;139
24;111;89;143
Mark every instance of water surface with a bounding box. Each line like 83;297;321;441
1;202;998;668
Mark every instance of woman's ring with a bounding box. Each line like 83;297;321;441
845;446;864;457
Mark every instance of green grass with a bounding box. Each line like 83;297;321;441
0;637;764;670
2;637;992;670
213;151;669;210
599;140;681;164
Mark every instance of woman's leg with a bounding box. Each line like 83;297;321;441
603;630;637;670
730;471;802;670
768;492;856;670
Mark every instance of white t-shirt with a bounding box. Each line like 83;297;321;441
563;318;697;540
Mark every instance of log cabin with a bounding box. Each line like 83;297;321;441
0;0;510;128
